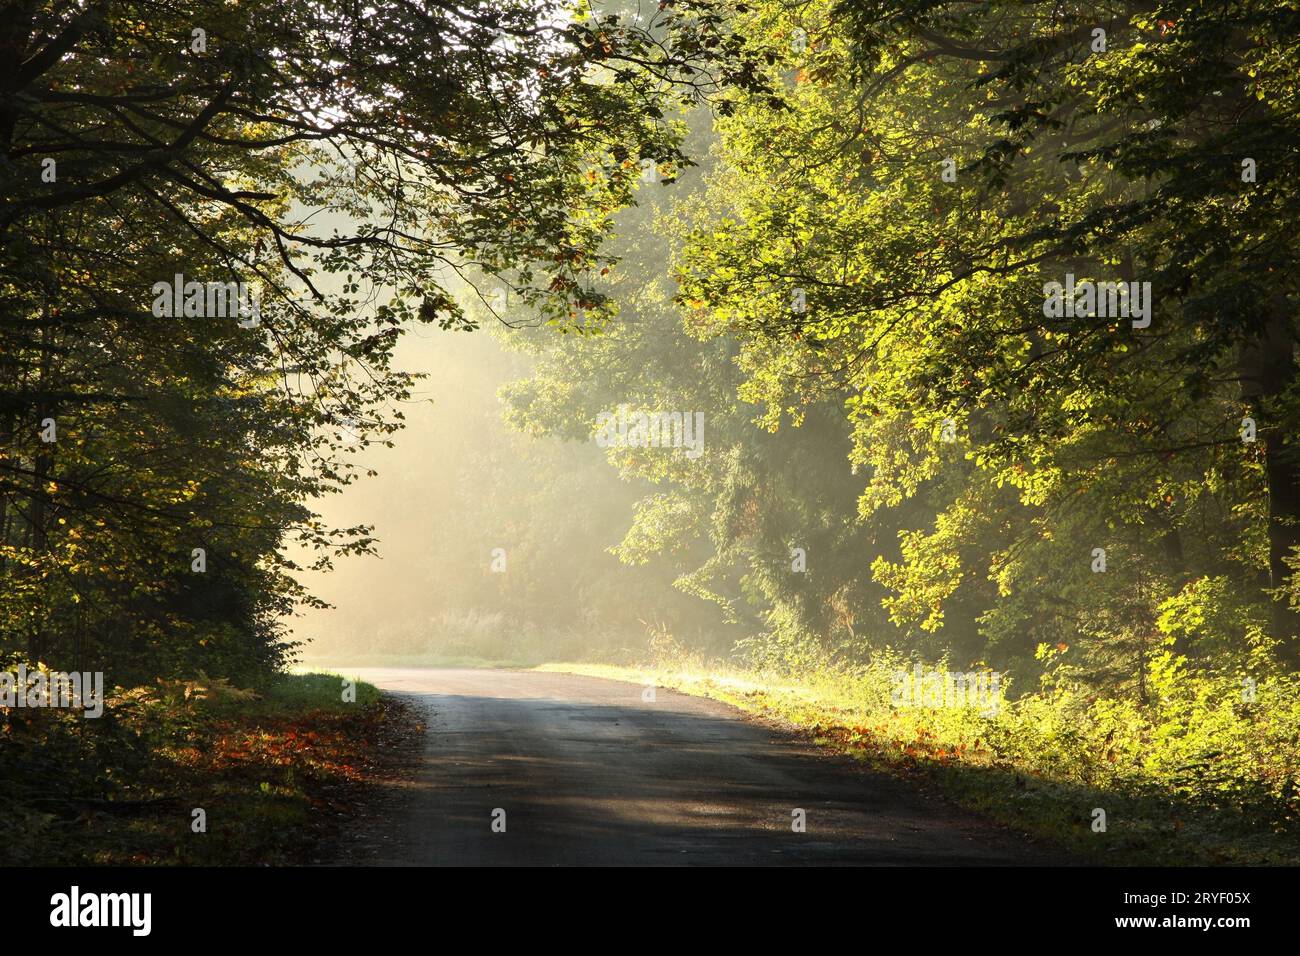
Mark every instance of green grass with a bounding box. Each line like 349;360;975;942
257;670;383;712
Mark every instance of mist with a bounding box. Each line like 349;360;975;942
292;318;730;668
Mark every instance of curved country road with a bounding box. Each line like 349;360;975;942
333;668;1066;866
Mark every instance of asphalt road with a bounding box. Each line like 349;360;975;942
334;668;1064;866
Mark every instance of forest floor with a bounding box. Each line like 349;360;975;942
13;660;1293;866
3;672;423;865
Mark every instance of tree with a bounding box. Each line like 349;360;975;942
670;0;1300;682
0;0;764;679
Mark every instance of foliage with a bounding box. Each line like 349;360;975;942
1;0;762;682
0;670;407;865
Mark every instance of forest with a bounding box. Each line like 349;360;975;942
3;0;1299;866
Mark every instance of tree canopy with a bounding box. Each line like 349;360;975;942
0;0;763;680
5;0;1299;704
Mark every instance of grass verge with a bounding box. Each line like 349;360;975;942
1;670;423;865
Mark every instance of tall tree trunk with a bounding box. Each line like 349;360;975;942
27;320;53;661
1244;306;1300;668
0;409;11;582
